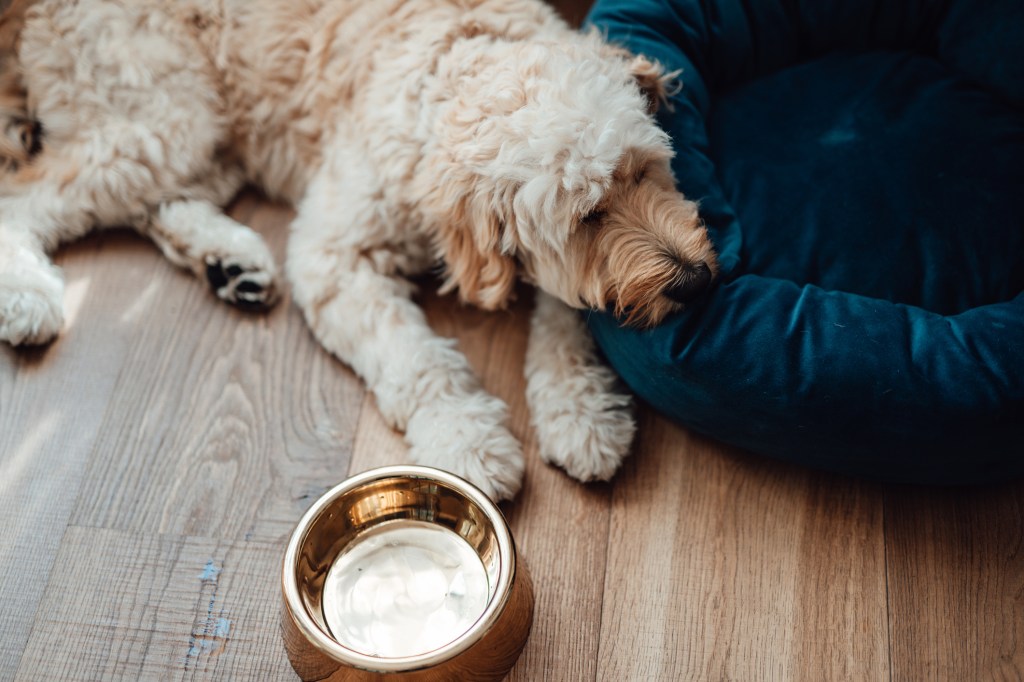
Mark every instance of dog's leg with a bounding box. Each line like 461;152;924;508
141;199;278;311
0;178;109;346
287;192;524;501
0;224;63;346
525;291;636;481
0;134;221;345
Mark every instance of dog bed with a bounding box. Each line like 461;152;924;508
585;0;1024;483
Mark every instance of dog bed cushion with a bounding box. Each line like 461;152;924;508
585;0;1024;483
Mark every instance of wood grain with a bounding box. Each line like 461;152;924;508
3;192;1024;682
791;476;888;680
15;526;293;681
68;197;364;543
595;413;889;681
885;483;1024;682
0;231;204;678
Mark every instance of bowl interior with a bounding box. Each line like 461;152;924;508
289;473;506;660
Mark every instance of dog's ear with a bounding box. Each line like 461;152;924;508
593;32;678;115
628;54;676;114
435;197;517;310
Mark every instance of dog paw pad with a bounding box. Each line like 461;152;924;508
205;257;277;311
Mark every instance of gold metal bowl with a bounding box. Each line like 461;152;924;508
281;465;534;681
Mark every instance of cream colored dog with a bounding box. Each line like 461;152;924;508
0;0;717;500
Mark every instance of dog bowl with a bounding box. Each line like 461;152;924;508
281;465;534;681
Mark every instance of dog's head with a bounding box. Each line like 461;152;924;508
424;31;717;327
0;0;40;174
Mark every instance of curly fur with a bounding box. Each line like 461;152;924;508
0;0;717;499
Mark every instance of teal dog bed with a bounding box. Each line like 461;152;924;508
586;0;1024;482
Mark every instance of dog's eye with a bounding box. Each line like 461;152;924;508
581;209;607;227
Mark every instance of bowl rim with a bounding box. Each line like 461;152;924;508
281;464;518;673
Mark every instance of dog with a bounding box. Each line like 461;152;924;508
0;0;717;500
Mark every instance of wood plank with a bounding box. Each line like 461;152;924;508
885;483;1024;681
0;230;207;679
349;286;612;681
14;526;293;681
504;459;610;682
791;475;889;680
69;196;365;543
595;413;889;681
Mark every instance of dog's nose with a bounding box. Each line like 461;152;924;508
665;262;713;304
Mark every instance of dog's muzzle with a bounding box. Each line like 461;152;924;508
664;262;713;304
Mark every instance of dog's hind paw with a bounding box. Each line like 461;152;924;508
405;395;525;502
0;267;64;346
205;255;278;311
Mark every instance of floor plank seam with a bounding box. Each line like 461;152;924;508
55;524;287;549
882;490;894;682
592;491;615;682
9;515;79;682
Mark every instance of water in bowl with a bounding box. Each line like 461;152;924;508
321;519;490;658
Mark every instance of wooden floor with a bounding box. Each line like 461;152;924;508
3;190;1024;681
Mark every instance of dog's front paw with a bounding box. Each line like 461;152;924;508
205;255;278;311
405;395;525;502
531;369;636;482
0;266;64;346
